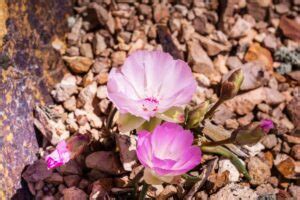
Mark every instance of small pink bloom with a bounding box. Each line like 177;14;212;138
107;50;197;120
260;119;274;133
137;122;202;184
45;140;71;169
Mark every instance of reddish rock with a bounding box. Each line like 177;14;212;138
279;16;300;42
287;97;300;130
63;187;87;200
85;151;124;175
22;160;52;183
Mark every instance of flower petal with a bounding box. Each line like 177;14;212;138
136;130;153;168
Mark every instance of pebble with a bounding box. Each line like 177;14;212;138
247;156;271;185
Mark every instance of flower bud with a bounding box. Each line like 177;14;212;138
186;101;210;129
233;120;274;146
220;69;244;101
45;134;90;169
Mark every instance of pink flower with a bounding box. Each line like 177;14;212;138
260;119;274;133
136;122;202;184
45;140;71;169
107;51;196;120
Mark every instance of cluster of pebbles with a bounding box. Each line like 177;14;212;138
22;0;300;199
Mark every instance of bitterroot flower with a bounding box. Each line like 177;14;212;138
260;119;274;133
45;134;90;169
45;140;70;169
107;51;196;122
136;122;202;185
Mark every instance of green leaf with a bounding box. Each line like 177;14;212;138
117;113;145;133
201;145;251;181
156;107;185;123
138;117;162;132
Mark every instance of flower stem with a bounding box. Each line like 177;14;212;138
201;145;251;180
138;182;149;200
202;138;234;146
106;107;117;130
203;99;223;120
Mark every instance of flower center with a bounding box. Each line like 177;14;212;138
142;97;159;112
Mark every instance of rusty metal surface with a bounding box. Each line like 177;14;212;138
0;0;73;198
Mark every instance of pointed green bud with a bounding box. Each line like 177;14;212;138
220;68;244;101
186;101;210;129
233;120;273;146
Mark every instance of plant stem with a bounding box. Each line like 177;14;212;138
203;99;223;120
203;138;234;146
201;145;251;180
138;182;149;200
106;107;117;130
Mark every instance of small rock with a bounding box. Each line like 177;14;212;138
138;4;152;17
93;33;107;56
90;179;112;200
80;43;94;59
188;40;213;69
63;56;94;74
67;18;82;45
78;179;89;190
64;175;81;187
51;73;78;102
274;154;296;179
240;61;269;91
225;119;239;129
246;1;267;21
244;43;273;71
256;184;277;197
237;113;254;126
62;187;87;200
153;4;169;23
22;160;52;183
157;185;177;200
88;3;108;25
286;96;300;130
288;185;300;199
85;151;124;175
63;96;77;112
279;16;300;42
193;16;208;35
45;173;64;185
116;134;137;171
66;46;79;56
59;160;82;175
224;87;285;115
95;72;109;85
275;3;289;14
291;145;300;160
52;37;67;55
226;56;242;70
247;156;271;185
218;159;240;182
78;82;97;107
196;34;230;56
263;34;277;51
207;171;230;193
261;134;277;149
229;18;253;38
188;40;220;84
96;86;107;100
210;183;258;200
